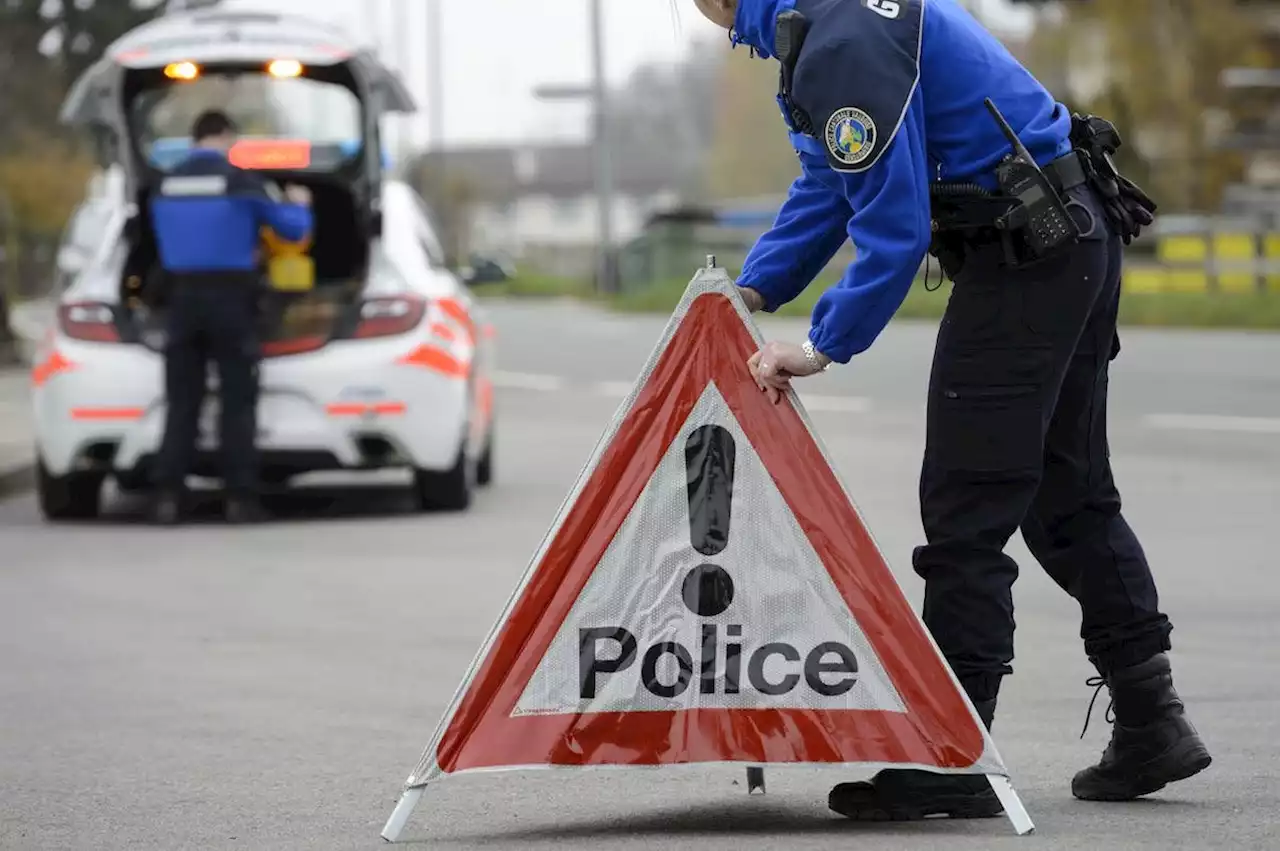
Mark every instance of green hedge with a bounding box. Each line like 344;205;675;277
476;274;1280;330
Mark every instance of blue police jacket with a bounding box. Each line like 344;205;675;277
149;147;313;274
731;0;1074;363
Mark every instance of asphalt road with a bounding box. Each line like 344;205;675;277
1;300;1277;850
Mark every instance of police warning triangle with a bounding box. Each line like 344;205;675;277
382;263;1034;841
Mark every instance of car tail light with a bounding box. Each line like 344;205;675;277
58;302;120;343
352;295;426;339
261;336;328;357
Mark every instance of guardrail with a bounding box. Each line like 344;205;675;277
1127;228;1280;293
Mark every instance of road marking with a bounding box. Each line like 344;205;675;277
1144;413;1280;435
493;372;874;415
491;371;566;392
594;381;635;398
801;394;874;414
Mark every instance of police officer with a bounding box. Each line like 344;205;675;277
149;110;313;525
691;0;1210;819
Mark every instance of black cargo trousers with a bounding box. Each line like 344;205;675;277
913;185;1173;706
153;274;262;497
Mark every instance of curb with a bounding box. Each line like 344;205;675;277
0;461;35;501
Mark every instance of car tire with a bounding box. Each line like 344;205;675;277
413;444;474;512
476;427;494;487
114;469;153;495
37;459;104;521
259;470;293;492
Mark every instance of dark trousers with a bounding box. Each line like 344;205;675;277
153;278;261;496
914;187;1173;703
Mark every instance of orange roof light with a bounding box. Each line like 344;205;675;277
267;59;303;78
164;61;199;80
229;139;312;171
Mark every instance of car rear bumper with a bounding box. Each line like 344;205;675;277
32;333;475;480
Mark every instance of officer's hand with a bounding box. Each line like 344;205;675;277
284;184;312;206
739;286;765;313
747;341;823;405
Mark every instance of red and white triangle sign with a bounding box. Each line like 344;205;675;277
382;263;1033;841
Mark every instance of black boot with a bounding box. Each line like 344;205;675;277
827;697;1004;821
149;490;183;526
224;492;266;524
1072;652;1211;801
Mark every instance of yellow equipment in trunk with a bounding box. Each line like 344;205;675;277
260;226;315;292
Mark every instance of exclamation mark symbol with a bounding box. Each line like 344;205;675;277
683;425;737;696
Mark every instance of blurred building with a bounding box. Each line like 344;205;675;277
1009;0;1280;211
1006;0;1280;292
416;144;681;279
1220;0;1280;216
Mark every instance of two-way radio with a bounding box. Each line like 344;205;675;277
776;9;810;64
775;11;814;135
984;97;1079;260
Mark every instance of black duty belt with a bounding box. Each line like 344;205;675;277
932;151;1089;205
1043;150;1088;194
928;149;1095;270
168;270;260;287
930;150;1089;234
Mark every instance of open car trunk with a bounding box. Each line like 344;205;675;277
118;174;372;357
56;6;417;357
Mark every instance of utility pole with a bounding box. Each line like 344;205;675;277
587;0;617;294
368;0;388;158
427;0;445;155
392;0;412;166
425;0;449;259
1220;65;1280;288
536;1;615;294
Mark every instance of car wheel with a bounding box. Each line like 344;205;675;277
259;470;293;491
37;459;104;521
114;470;152;495
476;427;494;487
413;443;474;512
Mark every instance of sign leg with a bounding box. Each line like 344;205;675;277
746;766;766;794
381;787;425;843
986;775;1034;836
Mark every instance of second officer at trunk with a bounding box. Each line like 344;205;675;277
148;109;313;524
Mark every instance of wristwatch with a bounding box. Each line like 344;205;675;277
802;339;831;372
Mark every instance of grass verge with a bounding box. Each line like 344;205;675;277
474;274;596;300
478;274;1280;330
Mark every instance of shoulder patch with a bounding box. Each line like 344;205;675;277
824;107;877;168
790;0;925;174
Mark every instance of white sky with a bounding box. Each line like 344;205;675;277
176;0;1033;149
